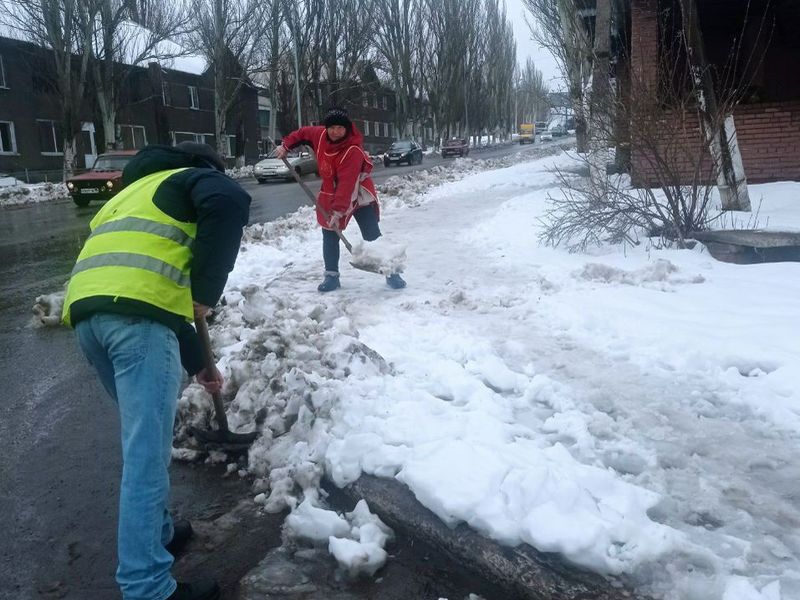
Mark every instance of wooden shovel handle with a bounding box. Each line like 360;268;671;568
194;314;230;434
281;155;353;253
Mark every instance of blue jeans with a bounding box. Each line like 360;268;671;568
75;313;181;600
323;204;381;273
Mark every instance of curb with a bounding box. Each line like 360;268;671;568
324;475;646;600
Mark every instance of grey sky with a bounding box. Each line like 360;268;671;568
505;0;564;90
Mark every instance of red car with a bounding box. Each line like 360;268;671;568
441;138;469;158
66;150;138;206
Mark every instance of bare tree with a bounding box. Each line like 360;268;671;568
515;58;549;125
373;0;426;137
320;0;375;105
1;0;95;177
480;0;517;141
88;0;189;151
522;0;592;152
187;0;274;158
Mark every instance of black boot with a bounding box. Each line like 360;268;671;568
318;272;341;292
386;273;406;289
165;519;193;557
167;579;221;600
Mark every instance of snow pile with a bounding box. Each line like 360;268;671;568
283;498;393;577
226;165;254;180
0;182;69;207
178;151;800;599
31;289;66;327
349;237;406;275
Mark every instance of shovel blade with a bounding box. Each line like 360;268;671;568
349;260;386;274
189;426;258;451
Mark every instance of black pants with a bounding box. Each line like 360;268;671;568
322;205;381;273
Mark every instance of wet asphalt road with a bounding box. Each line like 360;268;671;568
0;141;558;600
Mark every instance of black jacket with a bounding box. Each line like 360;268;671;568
69;145;252;374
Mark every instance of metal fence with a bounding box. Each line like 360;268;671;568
0;168;90;185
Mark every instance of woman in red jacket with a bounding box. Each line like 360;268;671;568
276;107;406;292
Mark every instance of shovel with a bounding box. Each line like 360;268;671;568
189;315;258;449
281;156;385;275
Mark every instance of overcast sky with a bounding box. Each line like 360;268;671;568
505;0;564;91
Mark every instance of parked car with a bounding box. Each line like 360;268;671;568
540;130;554;142
383;140;423;166
441;138;470;157
254;145;317;182
550;123;567;137
66;150;138;207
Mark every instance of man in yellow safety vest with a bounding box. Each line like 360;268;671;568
62;142;251;600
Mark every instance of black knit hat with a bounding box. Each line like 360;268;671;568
175;141;226;172
323;107;352;130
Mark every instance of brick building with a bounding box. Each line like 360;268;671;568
0;36;260;182
629;0;800;186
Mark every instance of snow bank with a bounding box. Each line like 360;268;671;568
0;182;69;207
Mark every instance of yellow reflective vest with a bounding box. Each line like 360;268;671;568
62;168;196;327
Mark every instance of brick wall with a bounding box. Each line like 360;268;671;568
629;0;800;186
631;0;658;94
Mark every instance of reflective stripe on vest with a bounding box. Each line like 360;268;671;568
62;168;197;327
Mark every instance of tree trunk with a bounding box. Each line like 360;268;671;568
588;0;611;187
63;136;78;180
679;0;750;211
98;95;118;150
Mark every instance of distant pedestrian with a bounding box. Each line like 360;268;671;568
61;142;251;600
277;107;407;292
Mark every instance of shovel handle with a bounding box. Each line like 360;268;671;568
194;314;230;434
281;155;353;253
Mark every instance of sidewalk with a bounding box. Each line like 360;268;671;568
176;150;800;600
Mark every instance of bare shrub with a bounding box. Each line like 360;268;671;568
539;2;773;252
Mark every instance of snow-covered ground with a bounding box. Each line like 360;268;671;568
36;149;800;598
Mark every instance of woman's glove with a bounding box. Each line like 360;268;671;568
327;211;345;229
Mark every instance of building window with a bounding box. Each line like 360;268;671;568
374;121;380;137
162;81;171;106
371;95;378;108
173;131;196;145
37;119;63;154
0;56;7;89
188;85;199;109
363;120;370;136
383;122;389;137
223;135;236;158
381;96;387;110
119;124;147;150
0;121;16;153
362;92;368;107
172;131;219;152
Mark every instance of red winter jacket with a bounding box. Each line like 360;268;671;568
281;125;379;230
